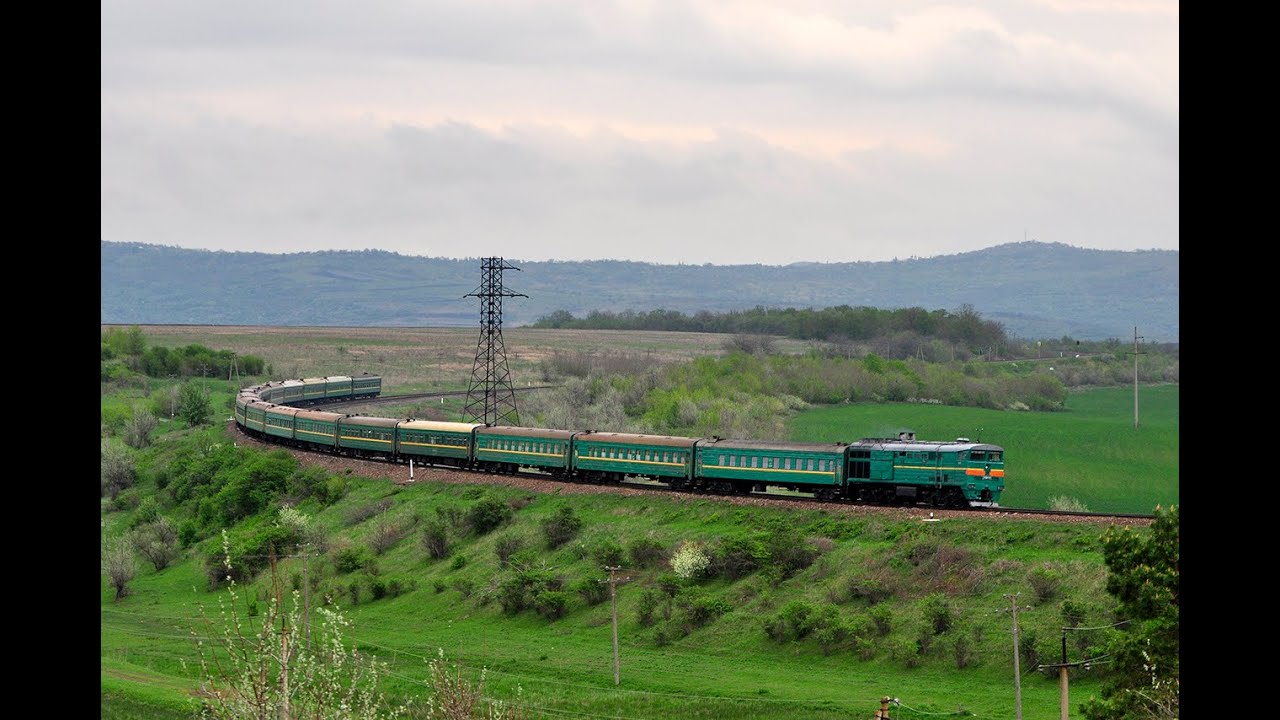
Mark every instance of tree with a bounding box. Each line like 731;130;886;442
1082;505;1178;719
193;534;405;719
102;537;137;600
179;381;212;426
124;407;159;448
101;438;136;500
130;517;179;571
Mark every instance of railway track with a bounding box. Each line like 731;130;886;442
230;422;1152;526
317;386;557;411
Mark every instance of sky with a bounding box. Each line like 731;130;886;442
101;0;1179;266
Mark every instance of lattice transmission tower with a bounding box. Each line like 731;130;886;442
462;257;527;426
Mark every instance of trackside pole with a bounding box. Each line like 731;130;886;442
410;458;414;480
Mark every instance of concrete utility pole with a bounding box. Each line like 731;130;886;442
1005;593;1024;720
1038;629;1097;720
601;565;632;685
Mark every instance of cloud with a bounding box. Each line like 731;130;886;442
101;1;1179;264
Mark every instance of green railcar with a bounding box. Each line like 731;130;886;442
397;420;482;468
337;415;398;458
475;426;574;475
845;433;1006;507
244;400;269;434
301;377;328;404
263;404;299;440
352;373;381;399
294;409;342;449
324;375;354;400
235;393;254;427
278;379;305;405
572;432;697;484
697;438;848;498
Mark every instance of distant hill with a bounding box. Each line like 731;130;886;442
100;241;1178;342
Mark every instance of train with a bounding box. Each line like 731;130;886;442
235;374;1006;508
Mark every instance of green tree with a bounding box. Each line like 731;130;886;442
1082;505;1178;720
179;382;212;426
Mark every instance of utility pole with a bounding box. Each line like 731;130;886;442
1004;593;1024;720
300;544;312;652
1038;628;1097;720
1132;327;1144;429
601;565;632;685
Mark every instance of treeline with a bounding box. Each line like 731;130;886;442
101;325;266;381
532;305;1009;352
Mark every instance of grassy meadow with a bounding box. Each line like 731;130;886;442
101;325;1177;718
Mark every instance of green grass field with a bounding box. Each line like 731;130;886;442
102;328;1176;718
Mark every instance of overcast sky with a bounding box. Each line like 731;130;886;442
101;1;1178;265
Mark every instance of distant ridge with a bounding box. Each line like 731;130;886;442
100;241;1178;342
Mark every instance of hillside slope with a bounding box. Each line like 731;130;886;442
101;240;1178;341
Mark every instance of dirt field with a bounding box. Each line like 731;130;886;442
107;324;814;393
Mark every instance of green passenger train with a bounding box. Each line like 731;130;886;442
234;374;1005;508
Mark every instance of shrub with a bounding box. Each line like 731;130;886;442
333;546;374;575
102;537;137;600
467;496;513;535
636;589;661;627
421;518;450;560
922;593;953;635
494;534;525;568
671;541;710;580
627;536;667;569
123;408;159;449
368;515;408;556
1048;495;1090;512
573;577;608;606
869;605;893;636
1028;564;1064;603
954;633;974;668
592;538;625;568
711;535;765;580
534;590;568;620
343;499;393;527
542;506;583;549
130;517;179;571
101;439;135;500
451;554;467;570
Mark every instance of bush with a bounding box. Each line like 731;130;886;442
368;515;408;555
421;518;450;560
573;577;608;606
130;517;179;571
123;408;159;449
333;546;374;574
101;439;135;500
102;537;137;600
467;496;513;535
344;499;393;527
670;541;710;580
542;506;583;549
592;538;625;568
494;534;525;568
1028;564;1064;603
534;590;568;620
627;536;667;568
869;605;893;636
954;633;974;668
922;593;953;635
